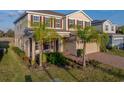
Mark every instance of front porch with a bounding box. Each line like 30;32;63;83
23;31;71;62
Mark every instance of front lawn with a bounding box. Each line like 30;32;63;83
0;47;124;81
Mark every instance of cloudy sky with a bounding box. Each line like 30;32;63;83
0;10;124;31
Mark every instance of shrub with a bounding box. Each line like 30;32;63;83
12;47;25;58
77;49;83;57
46;52;68;66
23;56;30;62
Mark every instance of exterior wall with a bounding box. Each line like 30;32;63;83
27;13;64;30
103;21;116;33
66;12;91;31
94;25;102;32
15;15;28;49
76;40;100;55
63;36;77;55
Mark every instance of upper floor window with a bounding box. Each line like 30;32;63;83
35;42;39;50
111;26;114;31
33;15;40;22
55;18;62;28
105;25;109;31
77;20;83;28
85;22;90;27
68;19;75;28
45;17;52;27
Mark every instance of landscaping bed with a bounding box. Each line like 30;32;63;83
1;47;124;81
107;48;124;57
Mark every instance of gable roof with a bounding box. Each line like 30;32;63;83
91;19;114;26
14;10;64;24
27;10;65;16
14;10;92;24
91;20;107;25
65;10;93;21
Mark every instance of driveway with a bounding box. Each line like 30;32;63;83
87;52;124;69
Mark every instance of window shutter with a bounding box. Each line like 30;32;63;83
43;16;45;25
54;18;56;28
68;19;69;30
30;15;33;26
40;16;42;24
74;20;75;27
60;19;62;28
51;18;52;28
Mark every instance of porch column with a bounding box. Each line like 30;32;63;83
59;39;63;52
27;40;30;57
54;40;56;52
31;39;35;61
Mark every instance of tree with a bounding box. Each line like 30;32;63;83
6;29;14;37
0;30;4;37
77;26;100;67
118;26;124;34
99;33;109;52
33;21;60;66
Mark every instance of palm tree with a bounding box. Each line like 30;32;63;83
77;26;100;67
33;21;60;66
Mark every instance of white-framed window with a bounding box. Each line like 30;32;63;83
111;26;114;31
77;20;83;27
35;42;39;50
33;15;40;22
105;25;109;31
55;18;62;28
45;17;52;27
68;19;75;28
85;21;90;27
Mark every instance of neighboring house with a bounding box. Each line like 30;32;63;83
14;10;100;61
92;20;124;49
92;20;116;33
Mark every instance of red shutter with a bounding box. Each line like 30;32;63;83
68;19;69;30
54;18;56;28
43;16;45;25
51;18;52;28
60;19;62;28
40;16;42;24
30;15;33;26
74;20;75;28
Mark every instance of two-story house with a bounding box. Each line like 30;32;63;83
14;10;100;62
92;20;124;49
92;20;116;33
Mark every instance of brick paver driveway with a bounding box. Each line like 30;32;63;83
87;52;124;69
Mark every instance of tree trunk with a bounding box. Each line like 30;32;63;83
82;42;86;67
39;40;43;66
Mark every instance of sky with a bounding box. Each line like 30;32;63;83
0;10;124;31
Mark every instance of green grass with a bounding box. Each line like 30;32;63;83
107;48;124;57
0;47;124;81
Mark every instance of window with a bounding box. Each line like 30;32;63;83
68;19;75;28
111;26;114;31
77;20;83;28
45;17;52;27
85;22;90;27
55;19;62;28
105;25;109;31
33;15;40;22
35;42;39;50
43;42;50;50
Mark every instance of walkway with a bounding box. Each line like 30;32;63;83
87;52;124;69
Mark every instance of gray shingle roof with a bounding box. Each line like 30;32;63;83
91;20;107;25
